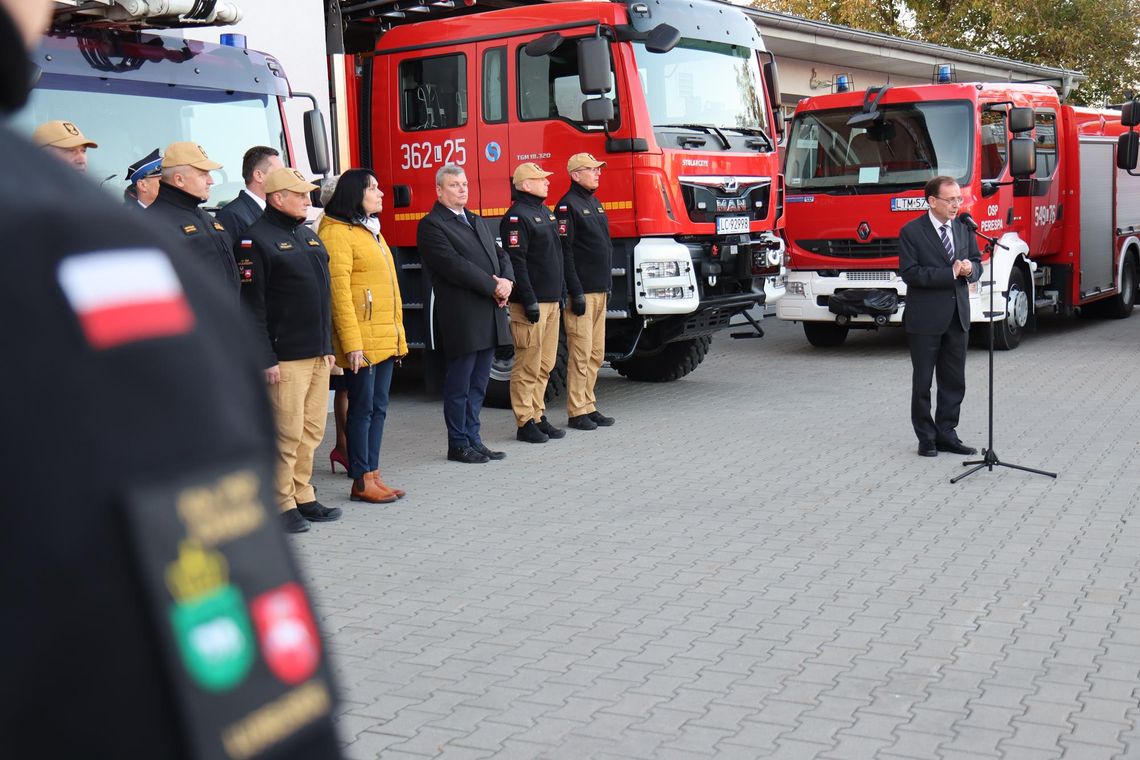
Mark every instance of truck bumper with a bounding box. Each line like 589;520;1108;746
777;270;906;325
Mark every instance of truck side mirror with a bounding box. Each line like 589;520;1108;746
762;57;782;134
644;23;680;54
578;37;612;95
1008;107;1034;134
582;97;614;125
304;108;331;176
1009;135;1036;178
1122;99;1140;128
1118;132;1139;171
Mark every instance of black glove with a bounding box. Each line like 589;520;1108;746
524;303;541;323
571;296;586;316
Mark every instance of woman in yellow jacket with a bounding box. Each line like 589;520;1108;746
318;169;408;503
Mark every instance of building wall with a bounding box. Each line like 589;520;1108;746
775;57;927;114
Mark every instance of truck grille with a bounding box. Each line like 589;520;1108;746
681;180;771;224
843;271;896;282
796;238;899;259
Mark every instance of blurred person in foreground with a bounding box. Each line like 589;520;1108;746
0;1;343;757
318;168;408;503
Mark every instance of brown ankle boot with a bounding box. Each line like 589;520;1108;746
351;475;397;504
368;470;405;499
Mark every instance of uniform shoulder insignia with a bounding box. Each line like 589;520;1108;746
582;209;591;215
509;215;519;223
240;240;253;249
237;257;254;284
559;205;568;212
548;215;556;222
306;239;321;247
121;463;336;758
277;241;294;251
182;224;199;235
57;249;195;349
597;206;606;213
213;221;226;232
533;216;542;223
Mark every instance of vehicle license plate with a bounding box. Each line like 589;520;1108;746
716;216;750;235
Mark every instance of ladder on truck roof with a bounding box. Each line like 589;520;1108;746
52;0;242;29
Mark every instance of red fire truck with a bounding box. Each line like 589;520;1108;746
776;80;1139;349
326;0;785;399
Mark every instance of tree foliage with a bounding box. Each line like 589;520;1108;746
754;0;1140;104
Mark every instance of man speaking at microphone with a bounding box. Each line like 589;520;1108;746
899;176;982;458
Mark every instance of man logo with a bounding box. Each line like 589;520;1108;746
720;177;739;194
857;221;872;241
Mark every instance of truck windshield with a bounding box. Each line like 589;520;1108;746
632;39;768;139
14;75;287;208
784;101;972;193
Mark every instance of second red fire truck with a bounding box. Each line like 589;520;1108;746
776;80;1139;349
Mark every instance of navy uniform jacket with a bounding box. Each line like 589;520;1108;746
555;181;613;297
501;190;566;305
0;124;341;759
899;214;982;334
215;190;263;240
417;201;514;356
237;206;334;368
148;182;241;298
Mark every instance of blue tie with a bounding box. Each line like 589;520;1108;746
939;224;954;262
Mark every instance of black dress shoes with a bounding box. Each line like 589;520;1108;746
568;414;597;431
471;442;506;460
537;415;566;439
936;439;978;455
588;410;615;426
917;442;938;457
517;420;549;443
280;508;311;533
296;500;342;522
447;445;489;463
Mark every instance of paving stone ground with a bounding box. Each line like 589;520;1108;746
293;312;1140;760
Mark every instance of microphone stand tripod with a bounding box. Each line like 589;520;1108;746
951;226;1057;484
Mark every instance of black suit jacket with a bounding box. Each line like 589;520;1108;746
417;201;514;356
899;214;982;335
215;190;263;240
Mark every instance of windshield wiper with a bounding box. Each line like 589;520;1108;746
718;125;774;151
656;123;730;150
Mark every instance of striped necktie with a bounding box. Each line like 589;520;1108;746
939;224;954;262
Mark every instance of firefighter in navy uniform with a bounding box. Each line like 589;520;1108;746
556;153;617;431
237;167;338;534
148;141;241;298
502;162;568;444
0;2;343;758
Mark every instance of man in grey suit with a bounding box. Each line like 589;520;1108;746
417;164;515;464
215;145;283;238
899;175;982;458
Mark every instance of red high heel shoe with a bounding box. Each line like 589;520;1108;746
329;448;349;474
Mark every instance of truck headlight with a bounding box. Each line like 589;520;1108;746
647;286;687;299
786;281;806;296
643;261;680;278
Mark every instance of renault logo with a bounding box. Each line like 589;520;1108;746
720;177;739;194
857;221;871;241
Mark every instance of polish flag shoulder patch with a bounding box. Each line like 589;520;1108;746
58;249;196;350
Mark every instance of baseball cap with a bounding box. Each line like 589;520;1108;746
126;148;163;184
512;162;554;184
265;167;319;195
162;142;223;171
33;120;98;149
567;153;606;172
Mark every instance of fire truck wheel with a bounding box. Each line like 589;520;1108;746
1104;256;1136;319
612;336;711;382
803;322;849;348
483;331;568;409
993;267;1028;351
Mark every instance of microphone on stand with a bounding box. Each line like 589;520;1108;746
957;211;978;231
